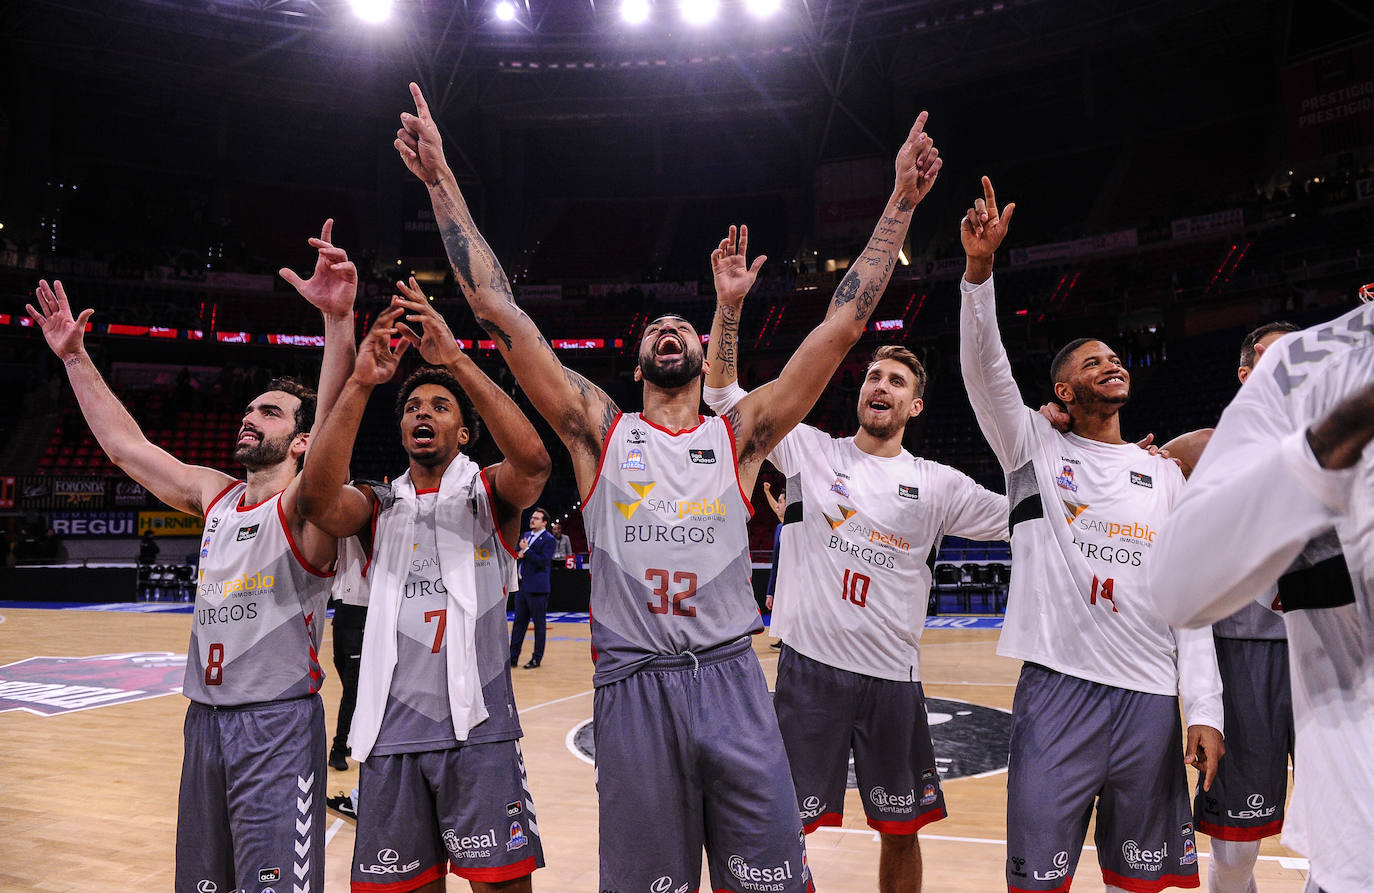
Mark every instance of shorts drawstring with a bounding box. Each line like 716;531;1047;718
681;650;700;679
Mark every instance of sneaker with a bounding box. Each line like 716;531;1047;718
328;750;349;771
326;793;357;820
769;640;782;650
523;659;541;669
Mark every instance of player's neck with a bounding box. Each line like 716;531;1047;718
1066;407;1126;445
408;452;458;491
640;381;703;433
853;425;904;458
242;463;297;506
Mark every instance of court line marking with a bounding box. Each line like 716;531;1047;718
565;718;595;767
816;827;1310;869
522;689;593;712
325;817;345;846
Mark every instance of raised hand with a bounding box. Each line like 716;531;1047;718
391;277;462;366
27;279;94;361
961;175;1016;263
892;112;942;210
395;82;450;185
762;481;786;524
279;219;357;319
353;306;411;386
711;224;767;309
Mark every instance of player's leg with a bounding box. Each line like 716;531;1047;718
526;593;548;666
1193;638;1291;892
773;644;857;833
508;591;531;666
351;752;450;892
1005;664;1111;893
222;695;329;893
699;642;814;893
331;619;364;768
594;664;705;893
174;702;236;893
1096;687;1201;893
852;678;947;893
431;741;543;891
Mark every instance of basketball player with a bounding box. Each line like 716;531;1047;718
295;280;551;892
392;79;941;892
25;220;358;893
1147;323;1299;893
955;177;1225;893
702;228;1009;893
1148;296;1374;893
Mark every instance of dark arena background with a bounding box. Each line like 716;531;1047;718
0;0;1370;890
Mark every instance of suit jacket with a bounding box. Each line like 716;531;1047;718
518;528;556;593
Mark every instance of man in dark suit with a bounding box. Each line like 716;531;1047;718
509;507;557;669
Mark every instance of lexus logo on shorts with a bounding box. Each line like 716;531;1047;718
378;849;399;864
197;882;217;893
651;877;673;893
1053;851;1068;869
803;796;820;810
1247;794;1265;809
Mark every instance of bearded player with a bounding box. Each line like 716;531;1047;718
26;221;357;893
392;79;942;892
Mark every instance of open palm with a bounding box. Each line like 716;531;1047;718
26;279;93;360
711;224;766;308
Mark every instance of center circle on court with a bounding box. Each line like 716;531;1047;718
567;696;1011;781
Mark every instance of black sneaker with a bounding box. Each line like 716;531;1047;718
523;659;541;669
328;750;349;771
327;793;357;820
769;640;782;650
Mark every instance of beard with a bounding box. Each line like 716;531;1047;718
233;431;294;471
638;347;704;390
858;410;907;440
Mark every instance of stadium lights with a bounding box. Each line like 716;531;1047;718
621;0;651;25
745;0;782;17
494;1;517;22
680;0;718;26
351;0;393;24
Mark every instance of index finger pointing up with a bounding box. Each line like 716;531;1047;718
982;175;999;216
906;111;929;144
409;82;431;119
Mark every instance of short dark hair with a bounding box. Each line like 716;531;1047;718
867;345;928;397
394;366;481;447
265;377;317;438
1049;338;1097;388
1239;322;1299;369
530;507;550;524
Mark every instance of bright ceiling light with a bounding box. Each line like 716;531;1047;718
494;0;517;22
351;0;393;24
745;0;782;17
621;0;651;25
680;0;718;26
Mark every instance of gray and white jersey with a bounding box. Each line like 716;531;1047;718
582;413;762;685
183;482;334;706
1212;592;1286;640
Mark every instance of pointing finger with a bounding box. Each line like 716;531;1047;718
320;218;334;244
982;176;998;217
409;81;431;119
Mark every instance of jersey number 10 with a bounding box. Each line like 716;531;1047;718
841;569;871;608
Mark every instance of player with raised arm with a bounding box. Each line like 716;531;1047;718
296;280;551;893
1148;294;1374;893
392;79;941;893
26;220;358;893
956;178;1225;893
702;227;1007;893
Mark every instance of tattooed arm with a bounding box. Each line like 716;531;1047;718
725;114;942;489
393;82;617;497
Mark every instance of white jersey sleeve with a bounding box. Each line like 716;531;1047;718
936;463;1011;542
1148;329;1360;628
959;275;1039;472
1174;624;1223;733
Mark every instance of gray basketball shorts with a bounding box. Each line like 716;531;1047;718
1194;637;1292;841
175;694;327;893
352;739;544;891
1005;664;1200;893
593;637;815;893
774;644;947;835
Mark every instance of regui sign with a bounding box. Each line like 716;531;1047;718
50;511;137;537
0;652;186;716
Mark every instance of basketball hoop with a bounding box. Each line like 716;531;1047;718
1361;282;1374;304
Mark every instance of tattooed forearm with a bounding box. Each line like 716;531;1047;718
717;305;739;379
439;219;478;293
831;271;861;309
431;182;514;304
597;397;620;443
475;316;514;351
895;197;914;212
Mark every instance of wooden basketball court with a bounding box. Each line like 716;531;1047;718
0;605;1309;891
